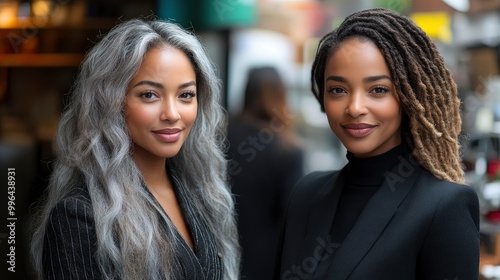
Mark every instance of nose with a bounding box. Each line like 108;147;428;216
160;98;180;122
345;91;367;118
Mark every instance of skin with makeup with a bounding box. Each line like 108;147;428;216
323;37;402;158
124;46;198;249
275;8;480;280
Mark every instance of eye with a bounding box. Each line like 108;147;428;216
139;91;158;100
179;91;196;101
370;86;390;96
326;87;347;96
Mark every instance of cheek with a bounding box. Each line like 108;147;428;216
125;105;154;129
324;102;342;123
324;103;344;136
180;104;198;128
384;100;401;123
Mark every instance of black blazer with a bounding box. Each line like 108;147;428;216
42;182;223;279
276;155;480;280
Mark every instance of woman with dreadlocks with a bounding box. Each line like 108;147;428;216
275;8;479;279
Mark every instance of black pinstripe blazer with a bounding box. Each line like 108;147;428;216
275;154;480;280
42;180;223;279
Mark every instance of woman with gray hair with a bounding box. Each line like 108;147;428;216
30;19;240;280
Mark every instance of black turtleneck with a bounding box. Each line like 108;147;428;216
330;144;407;245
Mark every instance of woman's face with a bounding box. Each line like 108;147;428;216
323;37;401;158
124;46;197;161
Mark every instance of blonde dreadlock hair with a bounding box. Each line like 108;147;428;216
311;8;464;183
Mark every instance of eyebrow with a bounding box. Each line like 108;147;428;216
326;75;392;83
131;80;196;89
364;75;391;83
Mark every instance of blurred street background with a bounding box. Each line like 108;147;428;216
1;0;500;278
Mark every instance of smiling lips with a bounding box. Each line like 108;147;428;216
342;123;376;137
152;128;182;142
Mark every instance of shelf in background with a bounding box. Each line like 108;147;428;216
0;18;118;30
0;53;84;67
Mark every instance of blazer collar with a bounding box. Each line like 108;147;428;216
308;154;421;280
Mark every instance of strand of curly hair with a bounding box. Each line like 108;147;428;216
311;8;464;183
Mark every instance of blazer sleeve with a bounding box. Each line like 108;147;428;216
417;184;480;279
43;195;103;280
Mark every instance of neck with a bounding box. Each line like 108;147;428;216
346;144;406;186
132;152;171;192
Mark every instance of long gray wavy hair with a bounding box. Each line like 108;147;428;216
30;19;240;279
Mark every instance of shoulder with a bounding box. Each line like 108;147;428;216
288;170;340;204
411;169;480;228
42;185;101;279
48;185;94;226
414;171;480;277
44;185;97;254
416;169;479;204
295;170;338;189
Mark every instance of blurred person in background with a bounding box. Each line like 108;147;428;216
30;19;240;280
226;66;304;280
275;8;479;279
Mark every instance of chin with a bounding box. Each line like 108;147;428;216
345;145;375;157
151;147;183;159
349;151;372;157
162;151;182;159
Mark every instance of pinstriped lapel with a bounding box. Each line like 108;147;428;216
324;154;421;279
